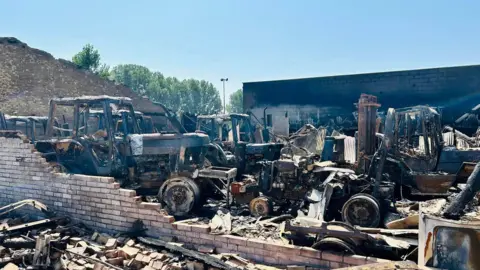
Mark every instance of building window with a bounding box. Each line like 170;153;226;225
266;114;272;127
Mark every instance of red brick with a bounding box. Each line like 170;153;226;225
300;247;322;259
214;235;229;243
190;224;210;233
185;232;200;239
162;222;175;230
253;248;267;256
161;215;175;223
343;255;368;265
139;202;162;211
174;223;191;231
237;245;255;254
321;252;344;263
264;242;288;252
172;230;186;236
199;233;216;241
226;235;247;246
246;238;265;249
109;183;120;189
280;244;301;255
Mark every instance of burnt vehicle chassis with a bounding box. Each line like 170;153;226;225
33;96;234;216
375;106;480;196
196;113;283;176
2;115;49;143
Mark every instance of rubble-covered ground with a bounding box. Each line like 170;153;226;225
0;202;279;270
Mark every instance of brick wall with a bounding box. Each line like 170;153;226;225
0;132;388;269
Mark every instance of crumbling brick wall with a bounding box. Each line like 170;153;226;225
0;132;389;268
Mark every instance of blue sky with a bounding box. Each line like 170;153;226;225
1;1;480;105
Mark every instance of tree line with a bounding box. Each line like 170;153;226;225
72;44;243;114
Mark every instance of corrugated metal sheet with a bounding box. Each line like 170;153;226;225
344;136;356;164
443;132;471;148
443;132;455;146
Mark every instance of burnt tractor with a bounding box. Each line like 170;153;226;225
34;96;235;216
196;113;283;176
2;115;49;143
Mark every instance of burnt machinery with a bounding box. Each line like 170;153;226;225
36;96;210;185
2;115;49;143
379;106;480;195
33;96;235;216
230;144;376;220
196;113;283;175
87;109;157;134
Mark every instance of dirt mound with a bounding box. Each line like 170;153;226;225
0;37;163;115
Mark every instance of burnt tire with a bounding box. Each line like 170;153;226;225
312;237;357;255
158;177;201;217
341;193;381;228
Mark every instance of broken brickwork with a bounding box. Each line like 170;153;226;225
0;132;389;268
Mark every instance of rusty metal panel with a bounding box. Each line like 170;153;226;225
413;173;456;194
357;94;380;169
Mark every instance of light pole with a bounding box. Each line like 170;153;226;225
221;78;228;114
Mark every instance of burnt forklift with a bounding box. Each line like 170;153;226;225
35;96;236;216
196;113;283;176
372;106;480;198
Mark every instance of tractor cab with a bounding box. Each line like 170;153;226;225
196;113;254;148
196;113;283;174
36;95;210;188
379;105;480;195
3;115;49;143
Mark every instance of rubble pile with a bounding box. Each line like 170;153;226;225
0;204;277;270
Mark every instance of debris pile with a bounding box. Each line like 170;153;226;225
0;201;278;270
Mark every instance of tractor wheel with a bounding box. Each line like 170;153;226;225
311;222;363;255
158;177;201;217
312;237;357;255
341;193;381;228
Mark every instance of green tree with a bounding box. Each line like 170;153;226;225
72;44;110;78
72;44;101;71
110;64;222;115
97;64;111;79
227;89;243;113
110;64;152;94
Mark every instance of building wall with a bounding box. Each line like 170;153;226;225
0;131;389;268
244;65;480;134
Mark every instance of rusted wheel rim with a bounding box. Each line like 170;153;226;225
159;177;201;216
342;193;380;228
